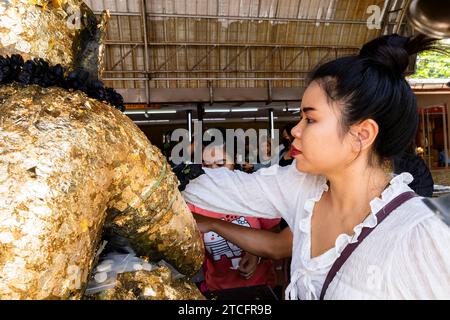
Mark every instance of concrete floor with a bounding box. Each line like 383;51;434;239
432;169;450;186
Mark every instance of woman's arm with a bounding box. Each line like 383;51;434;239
194;213;293;260
183;163;306;223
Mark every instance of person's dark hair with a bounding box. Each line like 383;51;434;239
0;54;125;111
282;123;296;138
310;34;447;164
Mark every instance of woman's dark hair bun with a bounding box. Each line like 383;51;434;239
359;34;444;75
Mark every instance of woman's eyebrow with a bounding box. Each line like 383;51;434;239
301;106;316;114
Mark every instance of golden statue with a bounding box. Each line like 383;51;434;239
0;0;204;300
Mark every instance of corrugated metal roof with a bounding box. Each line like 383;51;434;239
84;0;414;104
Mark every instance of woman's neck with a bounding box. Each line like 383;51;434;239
325;162;390;220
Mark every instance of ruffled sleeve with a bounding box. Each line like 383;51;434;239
386;216;450;299
183;161;319;224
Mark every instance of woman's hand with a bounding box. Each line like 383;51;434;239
192;213;216;233
238;252;260;279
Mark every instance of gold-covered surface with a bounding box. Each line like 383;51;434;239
106;175;205;277
0;0;107;77
0;84;204;299
86;266;205;300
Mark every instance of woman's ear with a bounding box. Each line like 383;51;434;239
352;119;379;151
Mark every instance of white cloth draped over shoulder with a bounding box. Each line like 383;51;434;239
182;161;450;299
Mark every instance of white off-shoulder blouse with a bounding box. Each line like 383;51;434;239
182;161;450;300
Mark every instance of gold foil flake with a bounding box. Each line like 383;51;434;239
0;14;17;29
0;232;15;244
81;219;89;233
52;0;63;8
15;40;31;54
0;33;17;48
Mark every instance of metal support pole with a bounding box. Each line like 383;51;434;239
105;41;361;50
187;110;193;143
103;77;308;81
380;0;393;34
426;110;431;168
269;109;275;140
444;104;448;168
141;0;150;105
208;81;214;105
267;80;273;104
197;103;204;122
93;11;377;25
393;0;411;34
103;69;311;74
421;108;426;164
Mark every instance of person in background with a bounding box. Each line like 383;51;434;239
393;142;434;197
172;137;205;191
438;149;450;167
235;138;256;173
194;213;293;299
278;123;296;167
188;142;281;294
276;126;296;228
253;135;279;172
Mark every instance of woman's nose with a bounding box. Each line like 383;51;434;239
291;122;302;139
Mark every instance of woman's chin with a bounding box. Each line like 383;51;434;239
294;160;309;173
294;158;320;175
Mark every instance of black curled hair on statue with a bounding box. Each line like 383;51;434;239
0;54;125;112
309;34;449;166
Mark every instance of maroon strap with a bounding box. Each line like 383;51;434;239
319;191;417;300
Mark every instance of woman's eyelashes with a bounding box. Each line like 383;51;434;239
300;116;314;124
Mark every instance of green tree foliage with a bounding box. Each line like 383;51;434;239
410;40;450;79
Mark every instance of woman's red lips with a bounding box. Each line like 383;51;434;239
291;145;302;157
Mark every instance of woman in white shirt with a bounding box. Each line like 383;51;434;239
183;34;450;300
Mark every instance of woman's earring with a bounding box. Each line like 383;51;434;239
358;135;363;149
